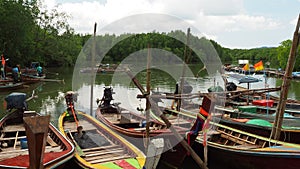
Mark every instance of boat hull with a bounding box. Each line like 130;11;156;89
0;110;74;168
192;141;300;169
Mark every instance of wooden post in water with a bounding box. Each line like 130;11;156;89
23;115;50;169
271;14;300;140
90;23;97;116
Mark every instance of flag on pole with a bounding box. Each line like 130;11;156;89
243;63;249;71
254;61;264;71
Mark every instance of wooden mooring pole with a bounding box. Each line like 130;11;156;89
271;14;300;140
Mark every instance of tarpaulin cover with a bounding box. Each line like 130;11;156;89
246;119;272;127
5;92;27;110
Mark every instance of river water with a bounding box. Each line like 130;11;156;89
1;65;300;126
1;65;300;169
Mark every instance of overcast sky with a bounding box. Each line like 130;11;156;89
45;0;300;49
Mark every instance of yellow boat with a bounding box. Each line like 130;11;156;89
58;110;145;169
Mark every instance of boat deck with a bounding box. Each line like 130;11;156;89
0;122;65;166
63;117;138;166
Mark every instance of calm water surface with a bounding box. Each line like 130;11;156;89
1;65;300;126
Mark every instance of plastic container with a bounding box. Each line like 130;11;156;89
20;138;28;149
252;99;274;107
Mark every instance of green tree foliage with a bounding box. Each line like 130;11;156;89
0;0;296;70
0;0;35;65
0;0;82;68
277;40;300;71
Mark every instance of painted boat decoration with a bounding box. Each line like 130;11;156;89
58;91;145;169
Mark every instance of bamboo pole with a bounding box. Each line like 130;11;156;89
138;87;281;100
271;14;300;140
125;70;208;169
145;44;151;152
177;28;191;111
90;23;97;116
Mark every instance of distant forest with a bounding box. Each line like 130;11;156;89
1;0;299;70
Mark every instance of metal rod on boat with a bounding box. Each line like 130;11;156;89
125;70;208;169
271;14;300;140
90;23;97;116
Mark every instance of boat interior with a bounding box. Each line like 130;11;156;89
0;111;67;161
63;115;137;165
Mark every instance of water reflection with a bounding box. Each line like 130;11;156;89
1;67;300;124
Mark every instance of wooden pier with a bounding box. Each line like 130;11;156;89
225;66;287;78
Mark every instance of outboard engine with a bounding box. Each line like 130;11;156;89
226;82;237;91
5;92;28;111
101;87;114;108
65;91;77;109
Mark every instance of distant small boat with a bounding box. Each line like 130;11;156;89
21;73;46;79
0;82;24;91
292;72;300;78
0;93;74;168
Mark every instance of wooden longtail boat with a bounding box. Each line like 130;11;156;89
0;75;45;85
58;92;145;169
96;88;189;150
96;87;195;168
194;121;300;169
163;100;300;169
215;105;300;124
217;117;300;143
164;106;300;143
59;111;145;169
0;93;74;168
163;103;300;169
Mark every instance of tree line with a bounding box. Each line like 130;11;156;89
1;0;299;71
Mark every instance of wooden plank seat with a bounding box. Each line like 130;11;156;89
0;136;58;147
85;150;124;159
1;124;25;132
88;155;132;164
85;152;128;162
83;147;124;155
218;130;258;145
0;135;26;141
82;145;121;152
233;144;259;149
84;149;124;158
133;127;155;131
46;136;58;147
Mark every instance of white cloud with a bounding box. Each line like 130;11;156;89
47;0;286;48
54;0;164;33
